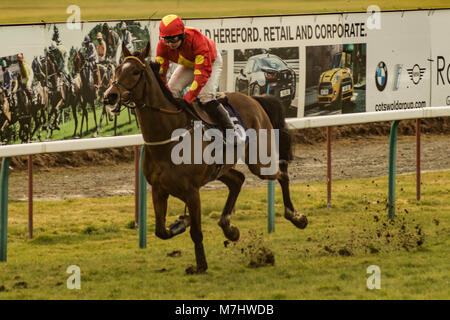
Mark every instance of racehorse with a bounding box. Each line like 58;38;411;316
72;49;98;136
104;43;307;274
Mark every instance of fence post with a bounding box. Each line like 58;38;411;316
416;119;421;201
134;146;139;228
267;180;275;233
327;126;332;208
28;155;33;239
388;120;400;219
1;157;10;262
266;85;275;233
138;146;147;248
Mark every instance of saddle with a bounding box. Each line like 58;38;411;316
189;93;246;130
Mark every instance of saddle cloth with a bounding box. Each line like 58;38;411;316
190;94;249;145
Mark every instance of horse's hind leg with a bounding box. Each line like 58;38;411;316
277;160;308;229
217;168;245;241
247;162;307;229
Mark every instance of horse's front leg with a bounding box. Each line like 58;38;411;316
185;188;207;274
152;186;173;240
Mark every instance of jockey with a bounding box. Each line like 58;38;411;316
156;14;238;141
17;54;35;103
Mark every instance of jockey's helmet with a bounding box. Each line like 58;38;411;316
159;14;184;38
17;54;23;61
49;41;57;51
97;32;103;40
83;35;91;44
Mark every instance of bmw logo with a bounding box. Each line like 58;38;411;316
375;61;388;91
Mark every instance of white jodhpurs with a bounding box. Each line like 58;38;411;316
167;50;223;103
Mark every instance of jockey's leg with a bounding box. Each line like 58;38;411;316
197;51;243;144
167;65;193;98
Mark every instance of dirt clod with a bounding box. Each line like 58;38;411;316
338;248;352;256
13;281;27;289
167;250;182;257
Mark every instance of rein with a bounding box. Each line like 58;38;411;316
113;56;184;115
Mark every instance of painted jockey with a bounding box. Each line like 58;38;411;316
17;54;35;103
1;60;13;96
97;32;107;63
48;41;73;87
121;23;134;52
82;35;101;88
156;14;239;140
102;23;121;66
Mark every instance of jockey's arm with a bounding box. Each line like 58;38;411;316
183;40;213;104
155;43;171;84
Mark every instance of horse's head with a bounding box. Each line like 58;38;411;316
103;41;150;109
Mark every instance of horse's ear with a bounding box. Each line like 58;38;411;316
139;41;151;62
122;42;131;57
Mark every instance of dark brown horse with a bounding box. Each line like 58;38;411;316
104;43;307;273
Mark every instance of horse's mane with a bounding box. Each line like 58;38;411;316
133;52;188;110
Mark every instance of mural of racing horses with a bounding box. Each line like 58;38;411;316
72;49;98;136
104;43;308;274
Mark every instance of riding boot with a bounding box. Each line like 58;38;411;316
204;100;245;144
204;100;234;130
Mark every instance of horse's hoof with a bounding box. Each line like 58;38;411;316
185;265;207;275
169;220;187;236
285;209;308;229
226;225;240;242
291;214;308;229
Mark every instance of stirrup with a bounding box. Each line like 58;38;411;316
225;127;246;145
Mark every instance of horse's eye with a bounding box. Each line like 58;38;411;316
133;70;140;75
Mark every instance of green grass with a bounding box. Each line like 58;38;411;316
51;103;140;140
0;0;449;25
0;170;448;299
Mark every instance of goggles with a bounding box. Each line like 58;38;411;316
162;35;182;44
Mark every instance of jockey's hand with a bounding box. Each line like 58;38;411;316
183;91;196;104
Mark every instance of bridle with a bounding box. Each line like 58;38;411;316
111;56;183;114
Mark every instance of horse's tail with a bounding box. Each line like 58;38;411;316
252;94;293;162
